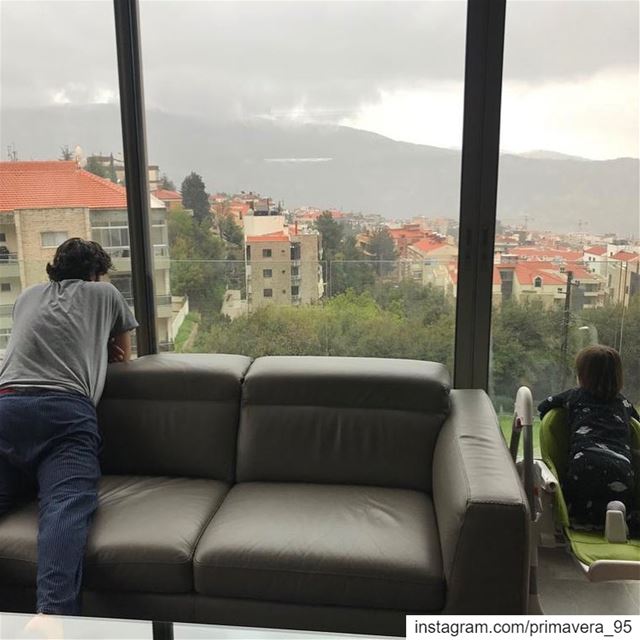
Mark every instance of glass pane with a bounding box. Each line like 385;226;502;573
0;0;141;358
490;0;640;450
141;0;466;367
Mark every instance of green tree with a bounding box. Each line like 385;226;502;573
584;297;640;404
490;299;564;405
106;154;118;183
160;174;176;190
168;207;226;315
218;214;244;246
314;211;344;287
59;145;73;161
328;236;375;296
368;227;397;275
84;156;108;179
314;212;343;260
181;172;210;224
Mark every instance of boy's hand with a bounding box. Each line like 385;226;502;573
108;337;125;363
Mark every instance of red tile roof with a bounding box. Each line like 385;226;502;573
0;161;127;212
246;231;290;243
611;250;639;262
511;246;583;261
584;246;607;256
152;188;181;200
412;239;448;254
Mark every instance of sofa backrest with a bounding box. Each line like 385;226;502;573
236;356;451;491
98;353;252;481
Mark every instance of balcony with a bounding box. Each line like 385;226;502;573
0;253;20;278
156;294;173;318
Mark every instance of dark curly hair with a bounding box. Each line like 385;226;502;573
46;238;113;282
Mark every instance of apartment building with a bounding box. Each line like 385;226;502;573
0;160;180;353
240;205;323;312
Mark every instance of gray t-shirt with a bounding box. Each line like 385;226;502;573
0;280;138;404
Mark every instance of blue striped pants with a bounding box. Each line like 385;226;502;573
0;391;101;615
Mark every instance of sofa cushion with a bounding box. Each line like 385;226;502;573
193;482;444;611
237;356;450;491
98;354;252;481
0;476;228;593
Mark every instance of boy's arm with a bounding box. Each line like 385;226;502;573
537;390;571;419
108;331;132;363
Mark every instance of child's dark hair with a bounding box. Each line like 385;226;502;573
46;238;112;282
575;345;623;402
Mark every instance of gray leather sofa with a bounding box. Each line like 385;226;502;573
0;354;529;636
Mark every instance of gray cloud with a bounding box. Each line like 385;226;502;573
1;0;637;120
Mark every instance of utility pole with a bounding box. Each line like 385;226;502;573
560;270;573;388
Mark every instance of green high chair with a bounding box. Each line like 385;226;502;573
539;407;640;581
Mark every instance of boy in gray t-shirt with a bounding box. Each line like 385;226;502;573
0;238;137;623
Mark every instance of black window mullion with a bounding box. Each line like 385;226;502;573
113;0;157;355
454;0;506;390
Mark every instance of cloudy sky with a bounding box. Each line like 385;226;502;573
1;0;638;159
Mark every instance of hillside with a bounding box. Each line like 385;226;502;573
1;105;637;236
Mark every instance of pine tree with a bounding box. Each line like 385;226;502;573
160;174;176;190
181;172;210;224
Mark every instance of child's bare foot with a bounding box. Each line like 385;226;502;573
23;613;64;639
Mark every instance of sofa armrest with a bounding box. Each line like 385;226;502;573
433;389;530;614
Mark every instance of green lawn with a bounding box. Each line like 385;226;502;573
499;414;541;457
174;312;200;352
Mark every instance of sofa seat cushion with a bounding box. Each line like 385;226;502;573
0;476;228;593
194;483;444;611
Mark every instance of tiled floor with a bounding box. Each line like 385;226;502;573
538;547;640;615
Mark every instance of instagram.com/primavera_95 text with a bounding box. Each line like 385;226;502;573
406;616;638;640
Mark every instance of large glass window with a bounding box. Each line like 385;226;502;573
0;0;144;358
490;0;640;446
141;0;467;365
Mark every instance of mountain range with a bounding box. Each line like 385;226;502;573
1;105;638;237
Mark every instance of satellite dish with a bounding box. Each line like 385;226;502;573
74;145;86;167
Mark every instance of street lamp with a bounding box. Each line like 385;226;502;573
578;325;599;346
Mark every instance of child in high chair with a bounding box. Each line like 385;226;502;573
538;345;639;538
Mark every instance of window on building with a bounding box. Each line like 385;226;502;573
0;283;10;292
262;249;272;258
263;288;273;298
0;233;6;242
91;214;131;256
246;246;251;260
291;266;299;276
263;269;272;278
41;231;68;248
534;277;542;288
109;275;133;303
291;285;299;296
